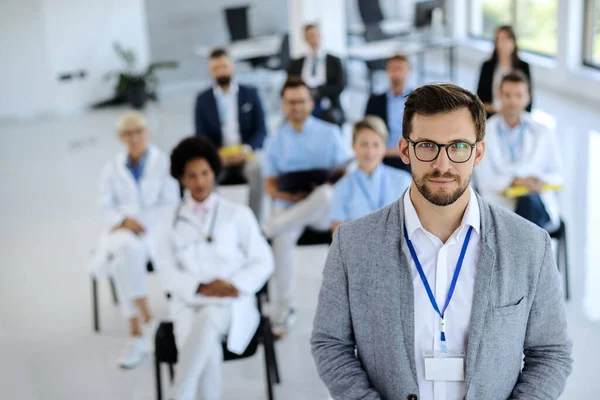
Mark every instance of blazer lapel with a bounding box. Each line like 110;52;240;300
464;199;496;392
207;90;221;131
394;201;419;385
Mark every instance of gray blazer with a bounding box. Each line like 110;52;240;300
311;195;572;400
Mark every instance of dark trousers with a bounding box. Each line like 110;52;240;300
515;194;551;229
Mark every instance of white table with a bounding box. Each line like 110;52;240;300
348;19;414;37
194;34;283;62
347;36;456;90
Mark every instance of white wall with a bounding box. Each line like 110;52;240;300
0;0;149;119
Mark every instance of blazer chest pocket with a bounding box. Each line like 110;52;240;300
493;295;527;316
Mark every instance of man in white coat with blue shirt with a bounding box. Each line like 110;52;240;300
88;111;180;368
475;70;563;231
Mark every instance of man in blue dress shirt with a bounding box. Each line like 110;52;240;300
262;78;352;336
330;116;411;232
365;54;413;172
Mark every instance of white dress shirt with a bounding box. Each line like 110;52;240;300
301;49;327;88
475;112;563;229
403;187;481;400
213;83;241;147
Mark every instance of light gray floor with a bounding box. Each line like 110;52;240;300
0;59;599;400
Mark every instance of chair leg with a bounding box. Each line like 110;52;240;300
109;278;119;305
262;320;276;400
264;318;281;384
154;357;163;400
92;278;100;332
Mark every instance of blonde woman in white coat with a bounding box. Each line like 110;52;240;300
88;111;180;368
475;71;563;231
153;136;273;400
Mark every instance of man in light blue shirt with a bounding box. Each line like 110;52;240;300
262;78;352;336
331;116;411;232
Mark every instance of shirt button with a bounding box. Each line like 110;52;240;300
407;395;418;400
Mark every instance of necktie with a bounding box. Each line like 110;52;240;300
311;56;318;76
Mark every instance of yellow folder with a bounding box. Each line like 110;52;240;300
219;145;255;160
503;184;563;198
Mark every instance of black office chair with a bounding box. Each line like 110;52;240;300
549;219;570;300
224;6;250;42
91;261;154;332
154;283;280;400
358;0;384;25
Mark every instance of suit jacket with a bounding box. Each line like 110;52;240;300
194;84;267;150
365;92;388;126
311;194;572;400
476;58;533;118
287;54;346;109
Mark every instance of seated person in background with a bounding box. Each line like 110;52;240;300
287;23;346;126
153;136;273;400
365;54;413;173
331;116;411;233
476;25;532;118
475;70;563;231
194;48;267;221
88;111;180;368
262;78;352;337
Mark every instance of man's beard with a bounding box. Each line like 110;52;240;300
216;76;231;87
413;170;470;206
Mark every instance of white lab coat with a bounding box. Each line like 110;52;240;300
153;193;274;355
475;113;564;228
88;144;180;276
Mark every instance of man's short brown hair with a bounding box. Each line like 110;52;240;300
304;23;319;32
280;77;311;97
386;53;410;67
500;70;530;91
209;48;229;59
402;83;486;142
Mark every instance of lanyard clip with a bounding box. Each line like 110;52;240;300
440;317;446;335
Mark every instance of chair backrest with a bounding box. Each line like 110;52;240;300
224;6;250;42
358;0;384;24
278;34;291;70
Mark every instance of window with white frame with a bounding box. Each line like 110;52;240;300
469;0;558;57
584;0;600;68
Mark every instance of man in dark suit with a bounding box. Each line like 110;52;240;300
287;24;346;126
365;54;412;173
194;48;267;221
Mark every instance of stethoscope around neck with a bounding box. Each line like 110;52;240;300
172;199;220;244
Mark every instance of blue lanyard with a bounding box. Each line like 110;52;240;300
355;169;387;212
497;121;526;162
403;225;474;353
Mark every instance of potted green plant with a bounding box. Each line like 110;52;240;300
104;42;178;109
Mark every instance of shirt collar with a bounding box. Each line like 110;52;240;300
184;190;218;214
308;48;326;60
356;163;385;182
213;82;238;97
387;88;411;99
403;186;480;241
126;149;148;168
499;111;530;133
284;115;315;134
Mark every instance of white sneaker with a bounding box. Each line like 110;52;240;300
143;319;160;353
117;337;149;369
272;308;297;338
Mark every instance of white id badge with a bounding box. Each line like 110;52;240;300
424;352;465;382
